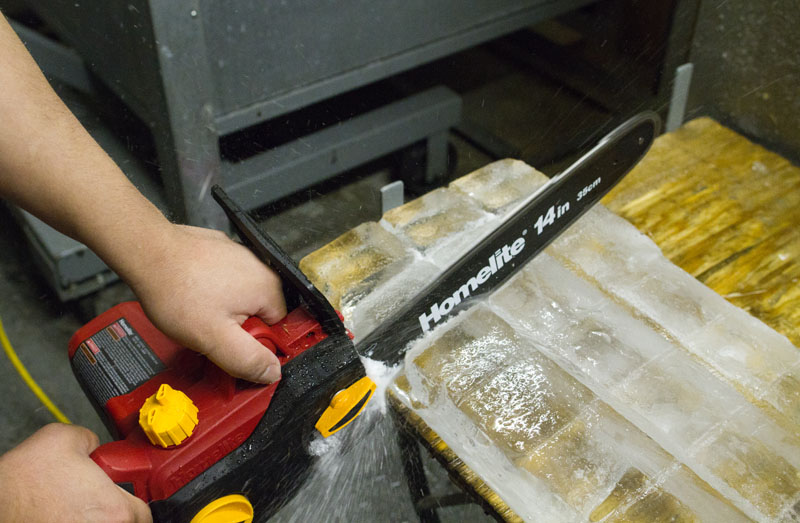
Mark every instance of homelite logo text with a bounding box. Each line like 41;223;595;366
418;236;526;332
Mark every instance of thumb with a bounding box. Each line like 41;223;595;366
206;321;282;383
120;488;153;523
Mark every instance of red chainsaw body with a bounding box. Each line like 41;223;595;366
67;301;340;502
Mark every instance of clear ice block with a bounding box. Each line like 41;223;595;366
515;404;645;516
599;481;699;523
548;205;800;428
516;400;748;521
298;221;411;310
692;428;800;519
395;383;583;520
764;364;800;430
448;159;549;214
613;352;741;449
343;260;441;339
586;463;749;523
490;253;672;387
407;306;527;407
692;315;800;405
588;468;652;522
381;188;497;267
458;349;595;459
652;464;751;523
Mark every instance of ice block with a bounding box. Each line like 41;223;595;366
547;204;800;433
448;159;549;214
298;221;412;311
343;260;441;339
298;135;800;521
585;468;716;523
408;306;530;407
458;353;594;458
692;429;800;519
381;187;497;267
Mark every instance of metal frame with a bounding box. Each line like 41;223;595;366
392;405;486;522
224;87;461;210
29;0;599;228
13;0;604;299
458;0;701;164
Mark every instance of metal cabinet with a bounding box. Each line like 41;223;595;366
32;0;594;228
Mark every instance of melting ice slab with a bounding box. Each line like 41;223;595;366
300;158;800;522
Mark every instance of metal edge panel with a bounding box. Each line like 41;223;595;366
656;0;702;101
146;0;225;227
214;0;597;134
29;0;164;128
224;86;461;210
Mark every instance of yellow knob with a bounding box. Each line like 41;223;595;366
138;383;199;448
191;494;253;523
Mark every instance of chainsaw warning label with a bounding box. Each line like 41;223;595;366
71;318;165;405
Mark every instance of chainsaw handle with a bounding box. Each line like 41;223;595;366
211;186;347;340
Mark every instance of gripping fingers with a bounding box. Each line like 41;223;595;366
207;322;282;384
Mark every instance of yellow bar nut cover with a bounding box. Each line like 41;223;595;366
315;376;376;438
190;494;253;523
139;383;199;448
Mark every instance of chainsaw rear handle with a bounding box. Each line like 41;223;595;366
87;311;317;501
72;188;370;521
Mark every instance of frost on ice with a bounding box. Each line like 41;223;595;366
301;159;800;522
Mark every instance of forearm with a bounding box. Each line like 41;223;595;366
0;14;172;287
0;14;285;384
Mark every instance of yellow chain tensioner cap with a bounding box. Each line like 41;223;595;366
315;376;376;438
138;383;199;448
191;494;253;523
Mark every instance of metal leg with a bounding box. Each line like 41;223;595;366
381;181;405;214
665;63;694;132
148;1;226;229
425;131;450;185
396;424;442;523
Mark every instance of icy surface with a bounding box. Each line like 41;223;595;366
381;187;499;268
300;159;800;521
448;158;549;214
298;221;413;310
395;307;752;522
547;206;800;430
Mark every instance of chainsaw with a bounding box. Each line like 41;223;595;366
68;112;659;522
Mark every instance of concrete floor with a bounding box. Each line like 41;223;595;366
0;37;616;521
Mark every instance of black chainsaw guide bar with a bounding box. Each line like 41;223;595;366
357;111;660;364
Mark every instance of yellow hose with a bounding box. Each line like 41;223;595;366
0;315;71;424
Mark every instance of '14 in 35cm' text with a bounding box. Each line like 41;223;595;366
533;176;602;235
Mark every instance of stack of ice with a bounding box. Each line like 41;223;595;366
299;159;800;522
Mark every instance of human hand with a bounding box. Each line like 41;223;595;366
0;424;152;523
130;224;287;384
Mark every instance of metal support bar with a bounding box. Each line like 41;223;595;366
380;181;405;214
224;86;461;211
148;0;225;228
665;63;694;132
396;421;441;523
425;131;449;185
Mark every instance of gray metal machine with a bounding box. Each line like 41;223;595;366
11;0;596;299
